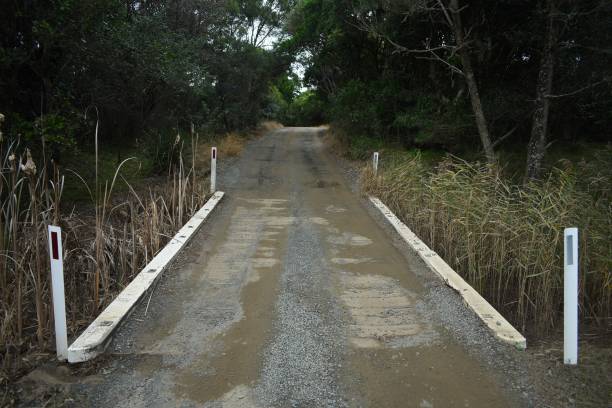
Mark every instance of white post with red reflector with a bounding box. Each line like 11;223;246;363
211;147;217;193
48;225;68;361
373;152;379;176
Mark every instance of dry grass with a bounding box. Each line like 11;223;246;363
363;152;611;337
219;132;245;157
192;122;282;170
0;118;210;382
322;126;350;157
256;121;283;134
192;131;251;171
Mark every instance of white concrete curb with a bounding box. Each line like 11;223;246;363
369;196;527;350
67;191;225;363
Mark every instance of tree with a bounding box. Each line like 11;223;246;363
287;0;611;179
448;0;495;163
354;0;504;163
0;0;292;156
525;0;556;181
525;0;612;180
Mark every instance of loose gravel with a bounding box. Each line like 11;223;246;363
255;210;348;408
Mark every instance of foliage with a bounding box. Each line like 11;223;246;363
285;0;612;174
11;113;79;154
286;90;326;125
0;0;292;160
265;72;302;121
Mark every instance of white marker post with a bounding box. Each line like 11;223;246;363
564;227;578;365
48;225;68;361
373;152;379;176
210;147;217;194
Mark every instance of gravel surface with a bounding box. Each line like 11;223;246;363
256;207;348;408
338;156;537;406
14;128;608;408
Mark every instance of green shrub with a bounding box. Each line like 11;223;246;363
287;90;326;126
12;112;78;153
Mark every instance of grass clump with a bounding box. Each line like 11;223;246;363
257;121;283;134
363;151;611;337
219;132;245;157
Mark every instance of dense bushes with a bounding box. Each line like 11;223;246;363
0;0;289;163
285;90;326;125
327;79;476;150
285;0;612;179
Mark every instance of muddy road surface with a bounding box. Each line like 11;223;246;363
62;128;526;407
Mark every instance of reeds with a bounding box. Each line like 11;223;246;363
0;117;209;380
363;152;611;336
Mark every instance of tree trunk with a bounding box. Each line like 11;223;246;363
525;0;556;181
449;0;496;164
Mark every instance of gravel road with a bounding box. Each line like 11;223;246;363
38;128;543;407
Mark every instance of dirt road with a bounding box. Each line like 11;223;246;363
66;128;526;407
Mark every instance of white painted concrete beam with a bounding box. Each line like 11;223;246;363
369;196;527;350
67;191;225;363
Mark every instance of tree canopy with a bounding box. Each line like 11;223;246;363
2;0;610;179
0;0;294;156
283;0;612;178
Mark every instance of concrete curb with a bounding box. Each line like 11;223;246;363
67;191;225;363
369;196;527;350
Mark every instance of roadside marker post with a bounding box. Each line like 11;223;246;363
48;225;68;361
373;152;379;176
564;227;578;365
211;147;217;193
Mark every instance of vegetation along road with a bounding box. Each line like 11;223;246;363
48;128;536;407
2;1;610;406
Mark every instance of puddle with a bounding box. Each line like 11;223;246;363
240;198;288;209
205;385;260;408
339;273;438;349
341;275;509;407
309;217;329;225
350;345;511;408
325;205;347;213
308;179;340;188
172;197;289;403
327;232;373;247
251;258;278;268
331;257;372;265
264;216;295;227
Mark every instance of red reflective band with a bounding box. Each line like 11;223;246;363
212;149;216;159
51;231;59;260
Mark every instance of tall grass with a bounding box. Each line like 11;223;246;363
363;151;611;336
0;117;209;380
219;132;246;157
